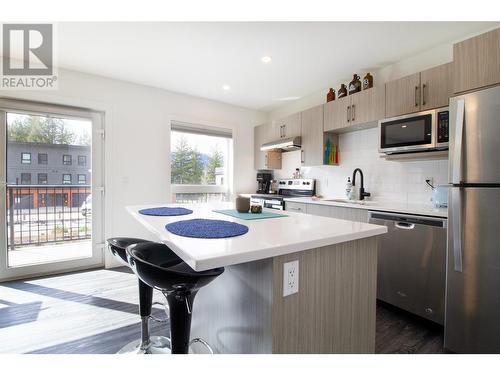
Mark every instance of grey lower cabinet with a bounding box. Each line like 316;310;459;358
285;201;368;223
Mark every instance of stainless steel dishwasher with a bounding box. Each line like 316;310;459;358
369;211;447;324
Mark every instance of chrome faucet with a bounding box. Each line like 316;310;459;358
352;168;371;201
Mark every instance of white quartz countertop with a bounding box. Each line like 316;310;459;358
127;202;387;271
283;197;448;218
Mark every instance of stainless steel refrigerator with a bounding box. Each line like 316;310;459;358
446;84;500;353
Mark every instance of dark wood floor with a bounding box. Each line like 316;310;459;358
0;267;444;354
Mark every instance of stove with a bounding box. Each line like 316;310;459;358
250;179;315;210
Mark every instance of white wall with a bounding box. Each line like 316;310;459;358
274;129;448;206
1;68;266;267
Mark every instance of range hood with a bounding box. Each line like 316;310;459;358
260;136;301;151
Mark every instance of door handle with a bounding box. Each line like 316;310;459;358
264;153;268;167
452;99;465;184
301;150;305;164
422;84;426;106
452;187;463;272
282;124;286;138
351;104;355;121
347;106;350;122
395;222;415;230
415;86;419;107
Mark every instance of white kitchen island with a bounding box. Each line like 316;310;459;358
127;202;387;354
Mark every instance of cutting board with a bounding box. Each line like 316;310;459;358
213;209;288;220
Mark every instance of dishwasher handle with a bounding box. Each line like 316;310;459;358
395;222;415;230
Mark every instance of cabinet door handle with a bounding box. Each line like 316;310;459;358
351;104;355;121
415;86;419;107
265;153;268;167
422;84;426;106
301;150;305;164
347;106;351;122
282;124;286;138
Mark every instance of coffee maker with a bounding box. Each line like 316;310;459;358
256;172;272;194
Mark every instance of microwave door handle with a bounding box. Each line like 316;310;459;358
452;99;465;184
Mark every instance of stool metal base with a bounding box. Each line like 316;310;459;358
118;336;171;354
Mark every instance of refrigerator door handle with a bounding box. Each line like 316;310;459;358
452;99;465;184
452;187;463;272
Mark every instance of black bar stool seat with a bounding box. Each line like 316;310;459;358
108;237;150;265
106;237;170;354
127;242;224;354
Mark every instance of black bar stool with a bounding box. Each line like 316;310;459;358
126;242;224;354
107;237;170;354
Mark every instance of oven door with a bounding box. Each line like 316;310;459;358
263;199;284;210
379;110;437;154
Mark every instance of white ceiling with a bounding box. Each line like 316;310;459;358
52;22;496;111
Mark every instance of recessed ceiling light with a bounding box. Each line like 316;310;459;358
222;84;231;91
261;56;272;63
273;96;301;101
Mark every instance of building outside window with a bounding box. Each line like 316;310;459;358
38;153;48;164
62;174;72;184
63;154;72;165
20;173;31;185
78;155;86;166
170;121;233;203
77;174;86;184
21;152;31;164
38;173;48;184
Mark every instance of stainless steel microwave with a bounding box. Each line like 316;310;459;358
378;108;449;154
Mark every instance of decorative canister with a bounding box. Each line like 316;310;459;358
250;204;262;214
338;84;348;98
235;196;250;213
326;88;336;102
348;74;361;95
362;73;374;90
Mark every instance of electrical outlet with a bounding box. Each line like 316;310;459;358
425;177;434;189
283;260;299;297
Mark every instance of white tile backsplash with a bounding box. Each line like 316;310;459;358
274;127;448;206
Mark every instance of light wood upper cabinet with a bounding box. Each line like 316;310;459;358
254;123;268;170
453;28;500;94
254;123;282;170
274;113;301;139
420;63;453;110
300;105;324;166
385;73;421;118
323;96;350;131
385;63;452;117
350;86;385;126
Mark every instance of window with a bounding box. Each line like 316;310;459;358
170;121;233;203
78;155;86;166
77;174;86;184
38;153;48;164
20;173;31;185
63;154;72;165
38;173;48;184
21;152;31;164
62;174;72;184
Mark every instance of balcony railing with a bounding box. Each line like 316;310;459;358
6;185;92;250
171;184;229;203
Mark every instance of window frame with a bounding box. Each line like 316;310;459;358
37;173;48;184
77;174;86;184
170;120;233;202
62;174;72;184
21;152;31;164
62;154;72;165
20;172;31;185
78;155;86;166
38;153;48;164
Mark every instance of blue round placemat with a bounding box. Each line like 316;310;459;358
139;207;193;216
165;219;249;239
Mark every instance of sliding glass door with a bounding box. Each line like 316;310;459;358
0;100;104;281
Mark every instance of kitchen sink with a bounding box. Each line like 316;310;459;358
323;198;378;206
